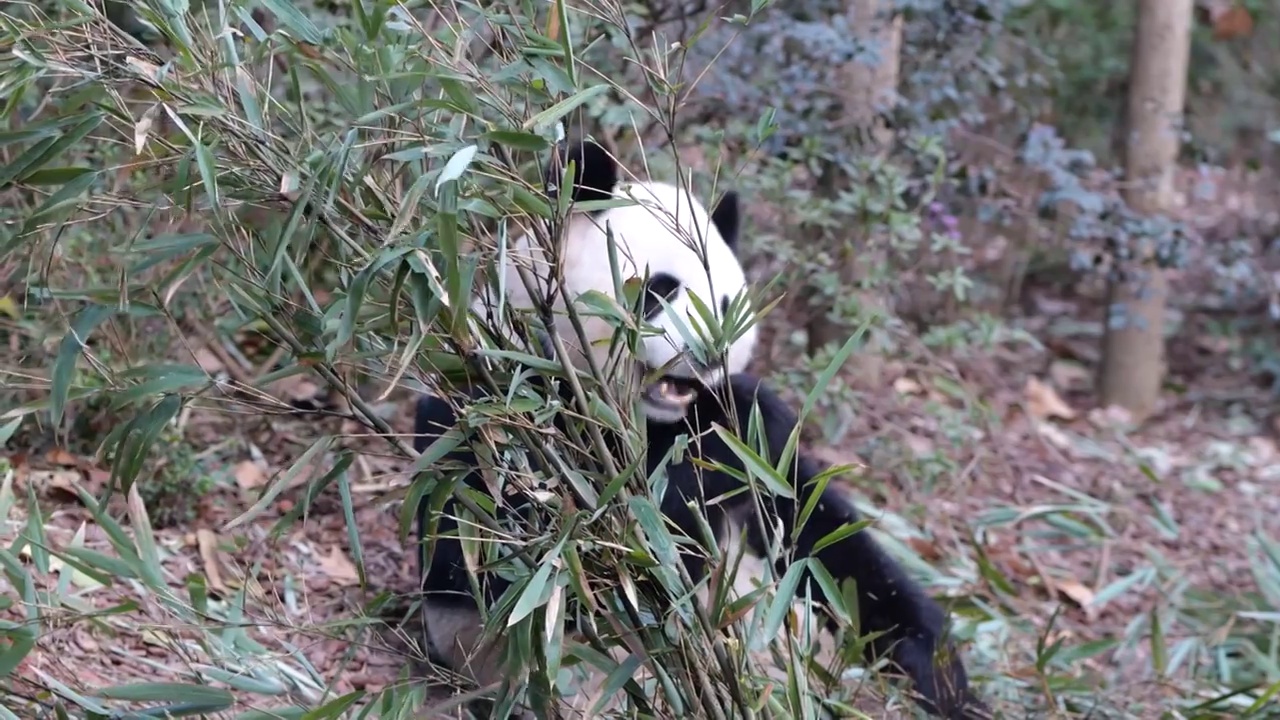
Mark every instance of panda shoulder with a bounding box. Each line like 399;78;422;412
414;392;459;441
723;373;800;428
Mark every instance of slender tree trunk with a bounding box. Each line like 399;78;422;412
806;0;902;367
1097;0;1193;423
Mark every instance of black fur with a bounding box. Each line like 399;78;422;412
550;136;618;205
640;272;683;320
414;377;985;719
411;138;985;718
711;190;740;252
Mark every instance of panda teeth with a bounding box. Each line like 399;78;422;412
653;379;695;404
667;381;695;403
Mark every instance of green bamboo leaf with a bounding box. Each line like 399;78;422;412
407;426;466;475
627;496;682;592
63;547;140;579
508;560;557;627
809;518;873;556
0;115;86;148
0;547;34;606
0;619;37;678
226;437;333;530
299;690;365;717
483;130;550;152
335;463;366;587
233;708;308;720
522;85;609;130
785;324;865;470
711;424;795;499
233;5;272;42
120;232;217;255
18;481;48;574
21;167;94;185
806;560;851;625
759;558;809;648
271;452;353;538
588;654;645;715
107;395;182;494
193;140;219;209
551;0;576;84
0;111;102;188
336;247;414;351
110;364;209;408
11;170;100;250
387;172;435;241
95;682;235;706
50;305;113;429
793;466;837;540
194;666;288;695
0;417;20;446
221;34;264;136
257;0;324;44
125;480;165;592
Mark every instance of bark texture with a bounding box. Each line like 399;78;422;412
1098;0;1193;423
806;0;902;367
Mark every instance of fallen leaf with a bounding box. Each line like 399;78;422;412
1194;334;1235;354
892;376;923;395
193;347;224;374
63;523;104;591
195;529;229;595
907;537;941;562
1035;422;1072;451
318;546;360;586
85;468;110;494
1247;436;1278;466
234;460;268;491
1089;404;1134;430
1057;579;1095;607
1212;4;1253;41
28;469;84;501
1057;579;1098;620
265;376;323;405
1024;376;1076;421
1047;360;1091;392
900;431;935;458
45;448;81;467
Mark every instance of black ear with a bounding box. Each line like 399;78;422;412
710;190;740;251
548;138;618;205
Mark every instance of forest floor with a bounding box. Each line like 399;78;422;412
4;169;1280;718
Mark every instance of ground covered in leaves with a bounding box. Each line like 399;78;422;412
4;170;1280;717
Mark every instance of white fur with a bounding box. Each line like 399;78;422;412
474;178;758;423
431;172;850;716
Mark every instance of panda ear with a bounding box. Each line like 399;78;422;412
549;138;618;205
711;190;740;251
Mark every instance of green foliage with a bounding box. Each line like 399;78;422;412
0;0;960;717
1;0;1278;718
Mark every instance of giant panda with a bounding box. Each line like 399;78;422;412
411;138;986;719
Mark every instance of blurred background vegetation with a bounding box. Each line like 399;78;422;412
1;0;1280;717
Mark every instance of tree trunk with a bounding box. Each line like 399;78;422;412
806;0;902;367
1097;0;1193;423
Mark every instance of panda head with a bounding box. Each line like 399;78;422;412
539;138;759;424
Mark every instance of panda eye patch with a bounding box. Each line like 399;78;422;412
641;272;682;320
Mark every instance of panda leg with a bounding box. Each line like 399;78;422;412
420;600;506;688
724;375;985;719
783;484;986;719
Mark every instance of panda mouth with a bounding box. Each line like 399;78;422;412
642;376;699;412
